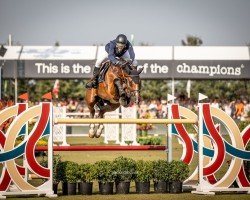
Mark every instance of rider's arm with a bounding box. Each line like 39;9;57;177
106;42;119;64
127;41;135;61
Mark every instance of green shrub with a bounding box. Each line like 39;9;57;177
94;160;115;183
151;137;162;145
78;163;97;183
237;121;250;132
137;137;151;145
57;161;67;183
52;154;62;184
113;156;136;182
39;154;62;184
135;160;153;182
137;136;162;145
65;161;79;183
169;160;189;182
152;160;170;182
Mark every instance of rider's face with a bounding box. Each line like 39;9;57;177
116;43;125;52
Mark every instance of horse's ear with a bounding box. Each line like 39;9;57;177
137;67;144;74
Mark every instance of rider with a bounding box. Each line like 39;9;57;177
86;34;137;91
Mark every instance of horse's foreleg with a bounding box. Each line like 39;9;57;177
95;111;104;138
95;124;104;138
95;103;120;138
88;108;96;138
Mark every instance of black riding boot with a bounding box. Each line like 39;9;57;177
86;67;100;89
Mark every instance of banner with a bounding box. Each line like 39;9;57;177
2;60;250;80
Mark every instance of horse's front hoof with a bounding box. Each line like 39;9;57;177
95;124;104;138
89;130;96;138
89;133;95;138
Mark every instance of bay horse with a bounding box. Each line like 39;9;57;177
85;61;143;138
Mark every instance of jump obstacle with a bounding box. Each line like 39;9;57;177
35;145;166;151
0;95;250;198
53;106;139;146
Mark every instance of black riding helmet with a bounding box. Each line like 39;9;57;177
115;34;128;46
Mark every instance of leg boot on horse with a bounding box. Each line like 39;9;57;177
114;79;127;106
86;67;100;89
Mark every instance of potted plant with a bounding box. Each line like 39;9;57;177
57;161;68;195
152;159;170;193
169;160;189;193
52;154;62;194
94;160;115;195
39;154;62;194
113;156;136;194
77;163;97;195
64;161;79;195
135;160;153;194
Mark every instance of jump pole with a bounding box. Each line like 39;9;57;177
54;118;197;125
36;145;166;151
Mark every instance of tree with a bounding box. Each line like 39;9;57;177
181;35;203;46
138;42;149;46
140;80;169;100
54;41;60;46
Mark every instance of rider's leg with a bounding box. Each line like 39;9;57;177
86;66;100;88
86;52;108;89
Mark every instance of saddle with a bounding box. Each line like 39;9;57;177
98;60;133;84
96;61;134;106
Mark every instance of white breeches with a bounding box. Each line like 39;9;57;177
95;51;138;68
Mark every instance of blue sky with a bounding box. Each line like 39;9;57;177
0;0;250;46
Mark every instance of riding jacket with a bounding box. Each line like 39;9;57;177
105;40;135;64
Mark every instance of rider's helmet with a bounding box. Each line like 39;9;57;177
115;34;127;49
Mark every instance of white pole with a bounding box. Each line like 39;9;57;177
197;102;204;191
15;78;17;103
8;34;12;46
167;104;172;162
131;34;134;45
171;78;175;97
0;66;1;99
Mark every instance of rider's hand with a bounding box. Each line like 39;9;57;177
127;59;133;65
116;60;126;67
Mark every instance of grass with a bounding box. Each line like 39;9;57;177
2;126;250;199
7;193;250;200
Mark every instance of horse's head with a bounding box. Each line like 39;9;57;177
126;67;143;105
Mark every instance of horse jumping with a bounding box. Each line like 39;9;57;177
85;61;143;138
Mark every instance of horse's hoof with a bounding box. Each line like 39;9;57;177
89;132;95;138
95;124;104;138
89;129;96;138
95;132;101;138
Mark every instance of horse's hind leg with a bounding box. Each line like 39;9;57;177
85;89;99;138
